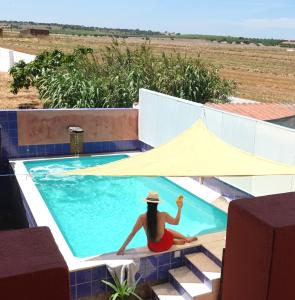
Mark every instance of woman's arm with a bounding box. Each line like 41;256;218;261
117;215;143;255
164;196;183;225
164;207;182;225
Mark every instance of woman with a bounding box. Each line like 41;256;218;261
116;191;198;255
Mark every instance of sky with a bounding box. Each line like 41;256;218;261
1;0;295;39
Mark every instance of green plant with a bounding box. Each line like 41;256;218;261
102;273;142;300
9;41;236;108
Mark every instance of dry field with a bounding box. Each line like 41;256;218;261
0;72;41;109
1;34;295;108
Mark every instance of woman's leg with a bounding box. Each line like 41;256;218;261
167;228;187;240
167;229;198;243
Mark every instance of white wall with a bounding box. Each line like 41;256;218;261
138;89;295;197
0;47;35;72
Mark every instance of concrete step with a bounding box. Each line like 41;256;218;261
201;240;225;263
185;252;221;292
169;266;214;300
152;282;185;300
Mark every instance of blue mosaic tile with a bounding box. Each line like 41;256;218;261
54;144;63;154
77;282;91;298
171;252;183;265
123;140;139;150
138;140;153;152
158;252;171;266
84;142;93;153
70;272;76;286
45;144;55;154
8;120;17;130
93;142;102;153
143;255;158;268
62;144;70;153
7;111;16;120
92;265;107;281
171;261;183;269
0;113;8;122
8;129;17;138
92;280;106;296
10;137;18;145
144;269;158;282
28;145;37;155
36;144;45;154
182;245;201;256
76;269;92;284
201;177;253;200
18;146;28;154
135;272;144;284
158;264;170;281
140;256;158;280
103;141;110;152
0;121;9;129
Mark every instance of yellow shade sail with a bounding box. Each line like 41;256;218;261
65;120;295;177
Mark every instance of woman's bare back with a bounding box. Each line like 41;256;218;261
140;211;174;241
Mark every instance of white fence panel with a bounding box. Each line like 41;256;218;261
203;108;223;137
220;113;257;153
254;122;295;164
0;47;35;72
13;50;35;64
139;89;202;147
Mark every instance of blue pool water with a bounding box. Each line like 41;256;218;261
24;154;227;258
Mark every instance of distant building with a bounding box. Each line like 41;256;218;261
20;28;49;37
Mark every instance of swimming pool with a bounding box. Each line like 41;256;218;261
24;154;227;258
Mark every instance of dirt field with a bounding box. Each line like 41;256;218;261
0;72;41;109
1;34;295;108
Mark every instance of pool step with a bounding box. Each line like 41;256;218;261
185;253;221;292
152;283;184;300
152;250;221;300
169;266;216;300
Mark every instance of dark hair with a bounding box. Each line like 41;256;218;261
147;202;158;242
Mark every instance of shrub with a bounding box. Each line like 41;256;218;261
10;41;236;108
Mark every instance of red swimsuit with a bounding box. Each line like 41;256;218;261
148;229;174;252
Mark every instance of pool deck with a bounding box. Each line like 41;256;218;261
85;230;226;266
212;196;229;213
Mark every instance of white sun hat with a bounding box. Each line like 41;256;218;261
144;191;161;203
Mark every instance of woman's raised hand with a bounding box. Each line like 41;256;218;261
176;195;184;208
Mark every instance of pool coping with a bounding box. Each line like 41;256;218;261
11;151;227;272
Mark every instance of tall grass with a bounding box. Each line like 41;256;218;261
10;41;236;108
